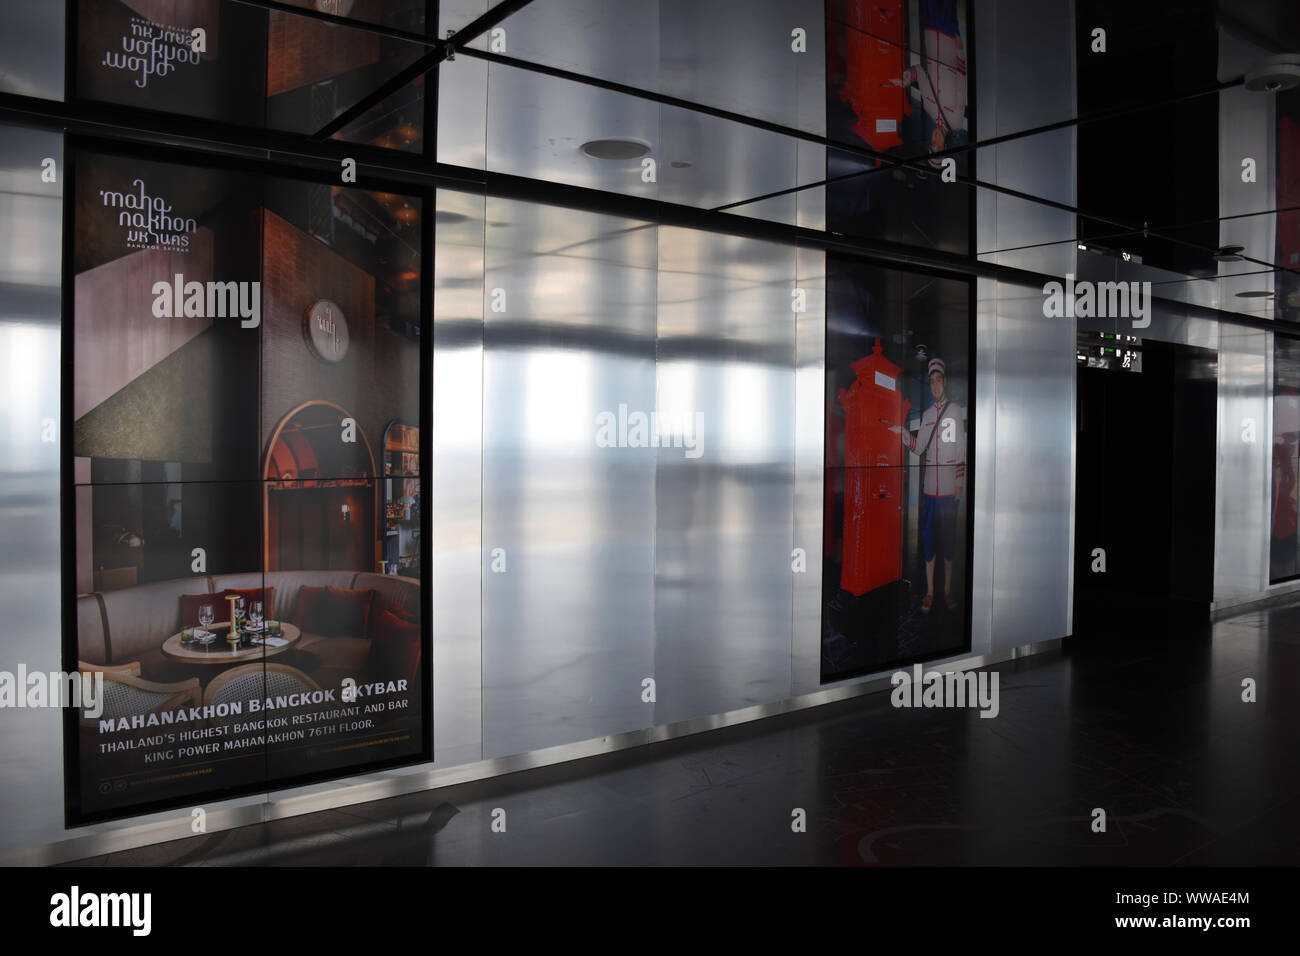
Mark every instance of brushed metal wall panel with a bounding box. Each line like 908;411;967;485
1207;6;1274;602
974;0;1077;277
432;188;486;767
479;197;659;758
1215;84;1275;321
489;0;825;135
486;0;661;97
791;246;826;694
0;124;65;854
987;280;1076;650
1214;325;1270;602
972;0;1076;650
440;0;821;225
437;53;488;171
1075;286;1220;350
439;0;490;36
651;228;796;724
1076;252;1223;316
971;279;997;654
471;58;803;222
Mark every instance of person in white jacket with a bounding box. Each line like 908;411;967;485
891;357;965;613
889;0;969;166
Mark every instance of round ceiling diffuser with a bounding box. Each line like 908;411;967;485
580;138;651;161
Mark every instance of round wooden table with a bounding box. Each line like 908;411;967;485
162;622;301;664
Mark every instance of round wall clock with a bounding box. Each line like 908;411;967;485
304;299;350;363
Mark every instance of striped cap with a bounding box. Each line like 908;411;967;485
927;358;946;379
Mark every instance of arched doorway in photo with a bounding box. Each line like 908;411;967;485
264;400;377;573
380;420;421;578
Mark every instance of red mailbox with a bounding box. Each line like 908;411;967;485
839;0;909;155
838;339;910;596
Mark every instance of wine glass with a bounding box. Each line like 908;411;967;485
250;601;263;632
198;605;215;646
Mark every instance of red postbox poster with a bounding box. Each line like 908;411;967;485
839;0;908;155
838;339;910;596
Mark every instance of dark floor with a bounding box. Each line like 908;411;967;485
65;598;1300;866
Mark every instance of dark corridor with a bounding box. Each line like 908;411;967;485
1074;340;1219;634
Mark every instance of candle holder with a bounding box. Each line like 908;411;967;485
226;594;242;649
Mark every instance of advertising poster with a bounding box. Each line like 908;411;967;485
1279;88;1300;325
1273;92;1300;584
825;0;972;255
1271;336;1300;584
65;146;428;823
822;255;970;681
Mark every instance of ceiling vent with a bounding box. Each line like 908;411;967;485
580;139;651;161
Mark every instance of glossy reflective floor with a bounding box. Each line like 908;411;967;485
64;597;1300;866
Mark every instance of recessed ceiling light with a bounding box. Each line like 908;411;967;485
1235;290;1274;298
1213;244;1245;261
580;138;651;161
